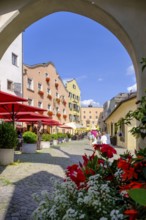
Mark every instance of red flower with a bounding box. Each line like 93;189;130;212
117;158;130;170
124;209;138;220
93;144;102;150
66;164;86;188
100;144;117;158
120;181;144;191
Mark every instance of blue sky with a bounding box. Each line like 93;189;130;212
23;12;136;107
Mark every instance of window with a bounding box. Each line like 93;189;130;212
28;98;33;106
69;92;72;98
96;116;98;119
56;92;59;98
27;78;33;90
84;111;85;113
38;101;42;108
73;84;76;89
7;80;13;91
12;53;18;66
89;111;91;113
47;88;51;94
38;83;42;91
48;104;51;110
56;107;59;113
89;116;92;119
69;103;72;109
45;73;49;77
84;116;86;119
63;109;66;114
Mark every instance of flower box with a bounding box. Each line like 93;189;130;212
63;100;66;106
46;77;50;83
38;90;44;96
55;82;59;88
56;113;61;118
63;114;67;119
47;111;53;117
56;98;60;104
47;94;52;100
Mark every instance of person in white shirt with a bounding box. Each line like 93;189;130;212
101;131;111;144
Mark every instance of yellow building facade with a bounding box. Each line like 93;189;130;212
105;95;137;151
65;79;81;123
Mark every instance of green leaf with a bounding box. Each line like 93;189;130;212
128;189;146;206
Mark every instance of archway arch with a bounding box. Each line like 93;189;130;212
1;0;146;99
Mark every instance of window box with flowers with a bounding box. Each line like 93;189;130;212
56;112;61;118
56;98;60;104
55;82;59;88
63;100;67;106
63;114;67;120
46;77;50;83
38;90;44;96
47;111;53;117
47;94;52;100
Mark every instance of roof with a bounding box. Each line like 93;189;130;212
104;92;137;121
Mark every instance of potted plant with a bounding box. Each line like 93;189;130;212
40;133;52;149
46;77;50;83
22;131;37;153
0;122;17;165
51;134;58;146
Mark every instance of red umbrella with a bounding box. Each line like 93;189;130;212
0;90;28;102
0;112;50;121
0;102;47;126
18;118;61;126
59;124;72;129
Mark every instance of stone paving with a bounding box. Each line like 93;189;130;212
0;139;126;220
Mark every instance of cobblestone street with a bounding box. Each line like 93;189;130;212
0;139;126;220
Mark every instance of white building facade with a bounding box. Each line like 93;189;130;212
0;34;22;96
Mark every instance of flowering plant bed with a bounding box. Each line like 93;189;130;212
32;143;146;220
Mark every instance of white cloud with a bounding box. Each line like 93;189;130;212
127;83;137;92
126;65;135;75
97;78;103;82
62;78;73;85
81;99;101;107
76;75;87;81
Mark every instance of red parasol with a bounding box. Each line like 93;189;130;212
58;124;73;129
0;90;28;102
0;102;47;126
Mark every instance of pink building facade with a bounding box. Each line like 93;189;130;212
23;62;70;132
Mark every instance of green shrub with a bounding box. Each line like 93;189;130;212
42;133;52;141
51;134;58;140
23;131;37;143
0;122;17;149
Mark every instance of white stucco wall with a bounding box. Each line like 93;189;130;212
0;33;22;96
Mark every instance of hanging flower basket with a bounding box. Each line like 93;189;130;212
47;94;52;100
63;100;67;106
38;90;44;96
47;111;53;117
63;114;67;119
46;77;50;83
56;113;61;118
55;82;59;88
56;98;60;104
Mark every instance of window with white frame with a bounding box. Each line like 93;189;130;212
7;80;13;91
48;104;51;110
63;109;66;114
45;73;49;77
27;78;33;90
28;98;33;106
47;88;51;94
12;53;18;66
38;83;42;91
56;92;59;98
38;101;42;108
56;107;59;113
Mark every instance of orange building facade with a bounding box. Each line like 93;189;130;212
23;62;70;132
81;106;103;130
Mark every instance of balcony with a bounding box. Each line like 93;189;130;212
56;112;61;118
47;111;53;117
38;90;44;96
47;94;52;100
46;77;50;83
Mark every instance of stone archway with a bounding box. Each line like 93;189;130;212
0;0;146;99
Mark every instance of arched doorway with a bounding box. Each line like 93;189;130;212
1;0;146;99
